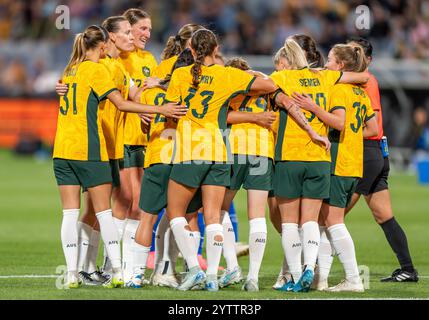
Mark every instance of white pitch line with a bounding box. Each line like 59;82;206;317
0;275;58;279
0;275;428;279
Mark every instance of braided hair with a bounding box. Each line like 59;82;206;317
190;29;218;88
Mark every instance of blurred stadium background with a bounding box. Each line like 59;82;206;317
0;0;429;175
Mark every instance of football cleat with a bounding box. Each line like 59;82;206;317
292;269;314;293
177;267;206;291
326;279;364;292
380;268;419;282
152;272;180;288
78;271;99;286
125;274;144;288
205;275;219;292
219;266;243;288
242;279;259;292
90;269;110;284
103;269;124;288
273;271;292;290
278;279;295;292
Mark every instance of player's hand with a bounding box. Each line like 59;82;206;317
159;103;188;119
255;111;277;129
138;113;153;125
56;80;68;96
144;77;161;89
309;131;331;152
291;92;316;112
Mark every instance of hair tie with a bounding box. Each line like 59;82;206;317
175;34;181;42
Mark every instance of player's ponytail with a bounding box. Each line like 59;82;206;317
331;43;368;72
292;34;325;68
64;25;107;76
161;24;205;60
283;37;309;70
190;29;218;88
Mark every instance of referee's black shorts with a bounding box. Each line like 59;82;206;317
355;140;390;196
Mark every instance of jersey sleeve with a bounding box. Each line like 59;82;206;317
269;71;286;102
225;67;256;96
87;64;118;101
164;69;182;104
329;86;347;113
323;70;343;87
364;74;381;112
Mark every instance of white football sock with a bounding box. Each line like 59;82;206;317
205;223;224;277
154;214;169;272
170;217;199;269
122;219;139;281
86;229;100;273
99;214;124;274
221;211;239;271
328;223;360;284
248;218;267;281
132;241;151;276
282;223;302;282
192;231;201;255
96;209;121;270
113;217;126;240
77;222;92;272
317;226;334;282
302;221;320;272
61;209;79;273
298;227;304;264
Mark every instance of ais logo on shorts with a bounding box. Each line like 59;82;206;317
142;66;150;77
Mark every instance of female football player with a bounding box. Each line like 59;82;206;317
292;43;378;292
270;37;370;292
163;29;278;291
53;25;186;288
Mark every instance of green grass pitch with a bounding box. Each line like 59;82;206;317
0;149;428;299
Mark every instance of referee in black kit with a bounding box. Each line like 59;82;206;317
345;37;418;283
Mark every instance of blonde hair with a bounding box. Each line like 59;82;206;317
64;25;107;76
331;43;368;72
282;37;309;70
273;47;287;66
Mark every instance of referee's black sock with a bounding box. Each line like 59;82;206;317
379;217;414;272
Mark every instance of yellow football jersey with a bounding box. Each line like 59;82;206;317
53;61;117;161
140;87;177;167
120;49;158;146
153;55;178;79
165;64;256;163
270;68;342;162
228;95;275;159
99;55;129;160
329;84;375;178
